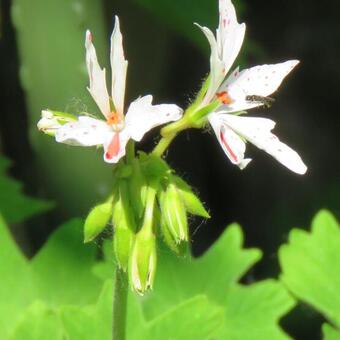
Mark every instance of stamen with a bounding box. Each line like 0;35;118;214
216;91;233;105
106;111;121;126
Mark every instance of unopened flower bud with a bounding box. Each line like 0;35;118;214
84;198;112;243
160;212;188;256
37;110;76;136
112;180;136;271
129;230;157;295
161;183;188;243
128;159;147;219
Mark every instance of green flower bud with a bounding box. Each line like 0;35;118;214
128;159;147;219
160;211;188;256
84;198;112;243
171;175;210;218
112;180;136;271
129;230;157;295
161;183;188;243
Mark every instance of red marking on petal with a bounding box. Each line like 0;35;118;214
223;18;227;27
105;133;120;160
88;32;93;41
216;91;233;105
220;129;238;162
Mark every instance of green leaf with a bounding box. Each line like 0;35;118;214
220;280;294;340
0;216;102;338
61;281;113;340
8;302;63;340
144;224;294;338
30;218;102;305
0;155;52;223
97;223;294;339
0;214;33;338
61;280;224;340
279;210;340;329
323;323;340;340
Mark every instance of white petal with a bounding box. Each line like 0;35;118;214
125;95;183;142
55;116;111;146
195;24;225;104
218;60;299;113
208;112;251;169
110;16;128;116
216;0;246;75
103;129;130;164
220;114;307;174
85;30;111;119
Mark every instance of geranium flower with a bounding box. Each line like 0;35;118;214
39;17;182;164
196;0;307;174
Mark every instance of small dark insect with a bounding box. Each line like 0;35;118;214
245;95;275;108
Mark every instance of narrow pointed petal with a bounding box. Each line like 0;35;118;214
208;112;251;169
103;129;130;164
85;30;111;118
125;95;183;142
55;116;111;146
220;114;307;174
110;16;128;116
218;60;299;113
217;0;246;75
195;24;225;104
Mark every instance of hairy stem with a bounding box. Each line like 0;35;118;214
113;267;128;340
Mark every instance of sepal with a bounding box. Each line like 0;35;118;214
171;175;210;218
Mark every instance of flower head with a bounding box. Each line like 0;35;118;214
39;17;183;164
196;0;307;174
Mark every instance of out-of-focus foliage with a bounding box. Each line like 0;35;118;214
0;164;339;339
279;210;340;339
0;216;101;339
1;208;295;339
134;0;245;51
138;224;294;340
12;0;113;214
0;155;52;223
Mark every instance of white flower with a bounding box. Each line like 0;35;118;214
196;0;307;174
43;17;182;164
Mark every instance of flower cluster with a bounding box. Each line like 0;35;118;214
37;0;307;294
194;0;307;174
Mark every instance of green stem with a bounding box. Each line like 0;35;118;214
152;76;213;157
126;140;135;164
152;116;191;157
113;267;128;340
152;133;176;158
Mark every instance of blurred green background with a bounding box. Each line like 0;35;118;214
0;0;339;338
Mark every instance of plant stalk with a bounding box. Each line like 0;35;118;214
113;267;128;340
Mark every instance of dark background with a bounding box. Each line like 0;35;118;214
1;0;339;339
